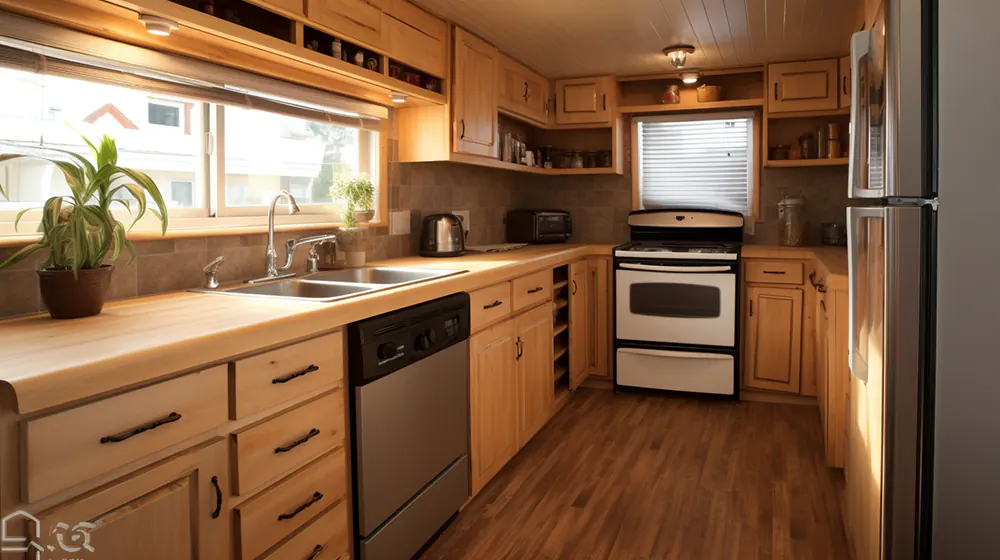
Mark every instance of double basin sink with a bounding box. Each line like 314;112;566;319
196;267;466;302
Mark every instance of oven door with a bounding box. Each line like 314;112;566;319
615;261;737;347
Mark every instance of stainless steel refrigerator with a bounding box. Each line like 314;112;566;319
848;0;999;558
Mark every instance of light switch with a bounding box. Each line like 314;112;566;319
390;210;410;235
451;210;470;234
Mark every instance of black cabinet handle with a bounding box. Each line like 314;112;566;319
100;412;181;444
523;81;529;101
272;364;320;384
749;300;754;317
602;93;607;111
527;286;543;294
774;82;779;100
306;544;326;560
460;119;466;139
274;428;321;454
278;492;323;521
843;75;848;95
762;270;786;275
515;337;523;360
210;476;223;519
820;299;827;312
483;300;503;310
571;279;578;295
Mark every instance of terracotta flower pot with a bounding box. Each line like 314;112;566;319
37;265;114;319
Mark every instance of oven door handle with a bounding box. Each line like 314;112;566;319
618;347;729;360
619;263;732;273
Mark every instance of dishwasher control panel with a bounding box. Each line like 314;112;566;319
348;292;470;386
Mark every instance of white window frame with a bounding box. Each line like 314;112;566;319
631;110;761;219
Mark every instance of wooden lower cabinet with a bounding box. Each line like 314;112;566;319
35;439;230;560
469;320;518;495
744;286;804;393
586;258;611;378
568;261;589;389
515;304;554;448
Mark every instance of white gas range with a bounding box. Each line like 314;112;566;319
613;210;744;396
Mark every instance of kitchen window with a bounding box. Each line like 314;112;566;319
634;112;758;217
0;38;386;236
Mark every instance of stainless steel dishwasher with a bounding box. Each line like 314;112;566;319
348;293;470;560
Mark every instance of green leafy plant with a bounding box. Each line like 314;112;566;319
331;174;374;227
0;134;168;274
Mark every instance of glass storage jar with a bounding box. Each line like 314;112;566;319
778;195;807;246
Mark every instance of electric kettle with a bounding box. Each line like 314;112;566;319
419;214;465;257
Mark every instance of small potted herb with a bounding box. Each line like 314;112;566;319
0;134;168;319
331;174;374;267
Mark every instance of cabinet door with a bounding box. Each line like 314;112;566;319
515;304;554;449
469;319;518;495
555;76;613;124
767;59;839;113
743;286;803;393
568;261;589;390
498;55;549;125
816;290;830;425
453;28;498;157
257;0;305;17
35;440;230;560
306;0;384;49
586;258;610;378
839;55;851;108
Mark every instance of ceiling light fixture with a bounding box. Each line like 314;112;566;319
139;14;179;36
663;44;696;69
681;71;700;84
389;92;409;104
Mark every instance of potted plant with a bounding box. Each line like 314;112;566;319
332;174;375;226
336;226;367;268
0;134;168;319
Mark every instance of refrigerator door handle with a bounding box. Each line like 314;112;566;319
848;29;873;199
847;206;885;383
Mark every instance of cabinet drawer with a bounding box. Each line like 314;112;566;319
306;0;384;49
746;261;805;285
511;270;552;312
384;13;446;77
25;366;228;503
237;450;347;560
232;332;344;419
233;391;344;496
261;499;349;560
469;282;512;333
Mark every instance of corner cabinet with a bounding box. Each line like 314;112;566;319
469;320;518;495
498;53;550;125
554;76;616;125
744;286;804;393
767;59;840;113
453;28;499;157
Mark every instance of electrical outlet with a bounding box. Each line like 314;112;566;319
451;210;470;234
390;210;410;235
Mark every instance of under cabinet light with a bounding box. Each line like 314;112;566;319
139;14;179;37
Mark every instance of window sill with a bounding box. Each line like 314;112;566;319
0;217;386;248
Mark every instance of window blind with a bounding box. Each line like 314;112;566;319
637;112;754;215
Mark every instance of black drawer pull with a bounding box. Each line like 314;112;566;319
210;476;223;519
527;287;544;294
278;491;323;521
306;544;325;560
274;428;321;454
100;412;182;444
483;300;503;310
762;270;786;275
272;364;320;384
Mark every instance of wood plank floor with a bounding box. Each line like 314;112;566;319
420;388;850;560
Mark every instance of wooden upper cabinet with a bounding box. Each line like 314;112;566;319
839;55;852;108
586;258;610;378
568;261;588;390
453;27;499;157
306;0;385;50
498;54;549;125
744;286;803;393
255;0;306;18
555;76;615;125
35;440;230;560
767;59;839;113
515;304;554;449
383;1;448;78
469;319;518;495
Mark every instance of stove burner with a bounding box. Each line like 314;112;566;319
626;244;735;254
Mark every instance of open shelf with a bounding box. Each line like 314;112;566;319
767;157;849;168
496;113;620;173
554;363;568;381
553;279;569;290
170;0;295;42
554;322;568;337
304;25;382;74
619;98;764;114
553;299;569;312
388;58;443;95
553;342;568;361
767;107;851;120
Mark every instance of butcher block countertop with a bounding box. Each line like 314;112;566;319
742;244;848;291
0;245;613;415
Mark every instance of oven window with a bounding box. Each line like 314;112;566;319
630;283;721;318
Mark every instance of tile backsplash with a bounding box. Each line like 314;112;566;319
0;160;846;319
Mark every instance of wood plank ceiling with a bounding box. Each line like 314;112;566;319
413;0;862;77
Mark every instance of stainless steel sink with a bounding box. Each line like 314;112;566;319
193;266;466;302
305;267;461;286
